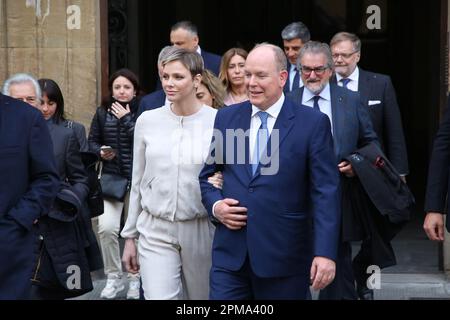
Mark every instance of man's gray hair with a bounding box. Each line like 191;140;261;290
161;47;204;77
298;41;334;70
2;73;42;101
330;32;361;53
281;21;311;43
253;43;288;72
171;21;198;37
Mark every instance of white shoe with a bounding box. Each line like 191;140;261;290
100;277;125;299
126;279;141;300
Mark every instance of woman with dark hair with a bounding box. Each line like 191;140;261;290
38;78;88;151
88;68;141;300
28;78;102;299
219;48;249;106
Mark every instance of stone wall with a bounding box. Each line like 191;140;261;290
0;0;103;129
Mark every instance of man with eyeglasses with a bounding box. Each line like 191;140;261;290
0;73;59;299
330;32;409;300
287;41;378;300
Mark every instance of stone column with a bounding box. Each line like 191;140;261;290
0;0;104;128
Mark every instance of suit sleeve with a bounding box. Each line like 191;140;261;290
382;77;409;175
424;101;450;213
73;122;89;152
199;111;225;218
7;113;59;230
309;114;342;261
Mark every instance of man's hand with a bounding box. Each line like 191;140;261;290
214;199;247;230
423;212;445;241
338;161;355;177
310;256;336;291
122;238;140;274
208;171;224;189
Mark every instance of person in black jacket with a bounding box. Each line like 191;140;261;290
26;76;102;299
88;68;141;299
424;97;450;241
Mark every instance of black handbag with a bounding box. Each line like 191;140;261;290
80;152;104;217
100;172;129;202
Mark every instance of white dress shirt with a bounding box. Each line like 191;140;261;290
336;67;359;92
212;94;285;217
302;83;334;134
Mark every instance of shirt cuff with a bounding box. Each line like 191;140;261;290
212;200;222;219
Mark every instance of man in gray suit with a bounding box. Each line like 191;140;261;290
330;32;409;299
287;41;378;300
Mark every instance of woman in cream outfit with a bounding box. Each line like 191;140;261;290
121;47;217;300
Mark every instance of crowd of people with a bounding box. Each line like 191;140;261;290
0;19;448;301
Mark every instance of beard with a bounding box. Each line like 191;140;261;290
305;80;327;95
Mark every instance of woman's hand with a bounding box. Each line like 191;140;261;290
208;171;224;189
100;146;116;161
110;102;131;120
122;238;140;274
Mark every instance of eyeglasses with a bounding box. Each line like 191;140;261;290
300;66;329;76
332;51;359;60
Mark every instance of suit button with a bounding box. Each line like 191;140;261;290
249;188;254;193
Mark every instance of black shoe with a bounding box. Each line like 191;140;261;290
356;284;374;300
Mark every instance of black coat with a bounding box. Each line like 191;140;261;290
32;121;102;299
343;143;413;268
425;97;450;232
88;98;138;180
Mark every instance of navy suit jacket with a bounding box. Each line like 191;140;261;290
424;97;450;232
137;89;166;117
332;69;408;174
202;50;221;76
0;94;59;299
287;84;378;163
199;98;341;278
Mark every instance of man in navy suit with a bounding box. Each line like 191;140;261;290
0;74;59;299
170;21;221;76
424;96;450;240
330;32;408;299
281;21;310;93
199;43;341;300
287;41;378;300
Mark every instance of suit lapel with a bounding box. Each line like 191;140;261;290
330;84;345;159
250;99;295;181
236;103;253;179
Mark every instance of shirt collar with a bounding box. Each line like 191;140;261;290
336;66;359;83
303;82;331;102
251;94;285;119
196;46;202;55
